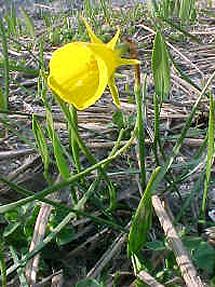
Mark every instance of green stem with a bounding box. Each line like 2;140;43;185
135;75;146;190
0;19;9;110
200;93;215;221
0;121;138;213
0;241;6;287
69;106;81;173
58;99;116;209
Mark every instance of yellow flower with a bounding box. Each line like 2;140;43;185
48;18;139;110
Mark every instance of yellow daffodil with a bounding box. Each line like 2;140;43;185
48;18;139;110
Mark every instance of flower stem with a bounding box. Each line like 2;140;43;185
58;99;116;208
135;75;147;190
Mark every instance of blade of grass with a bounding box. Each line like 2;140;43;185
0;241;6;287
127;167;160;257
152;31;170;100
32;114;50;179
46;110;70;180
158;16;200;43
20;7;35;38
9;246;28;287
135;74;147;189
0;19;9;110
200;93;215;221
0;120;138;213
0;175;126;233
58;99;116;210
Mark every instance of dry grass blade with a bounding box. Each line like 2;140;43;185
25;175;62;285
25;203;53;285
86;223;130;279
0;149;35;160
152;195;205;287
136;270;165;287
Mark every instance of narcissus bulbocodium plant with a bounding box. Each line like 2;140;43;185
48;18;140;110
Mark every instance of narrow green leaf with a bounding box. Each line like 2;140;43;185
0;87;5;110
9;246;29;287
135;76;147;189
160;17;200;43
32;115;49;175
0;123;138;214
53;132;71;179
20;7;35;38
152;32;170;100
179;0;196;21
0;241;6;287
46;111;70;179
128;167;161;256
201;93;215;219
0;60;39;76
0;19;9;110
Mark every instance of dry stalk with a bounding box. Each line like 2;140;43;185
25;175;62;285
86;223;130;279
25;203;53;285
152;195;205;287
136;271;165;287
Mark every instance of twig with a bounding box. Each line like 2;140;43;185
137;271;165;287
0;149;35;160
86;223;130;278
25;175;62;285
25;203;53;285
152;195;205;287
32;270;63;287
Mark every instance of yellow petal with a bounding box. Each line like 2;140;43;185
108;75;121;108
107;28;120;50
87;43;118;77
48;42;101;110
92;57;109;106
48;42;110;110
82;17;102;44
118;58;140;66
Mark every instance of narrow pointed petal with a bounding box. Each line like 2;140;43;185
118;58;140;66
108;75;121;108
107;28;120;50
82;17;102;44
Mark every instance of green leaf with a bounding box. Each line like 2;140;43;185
32;115;49;174
75;279;102;287
127;167;160;256
20;7;35;38
113;110;125;129
152;32;170;100
179;0;196;21
3;222;21;238
146;239;166;251
160;17;200;43
0;18;9;110
193;241;215;274
0;86;6;110
56;226;75;246
182;236;202;249
201;93;215;219
46;111;70;179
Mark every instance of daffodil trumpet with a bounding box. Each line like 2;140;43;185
48;18;139;110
